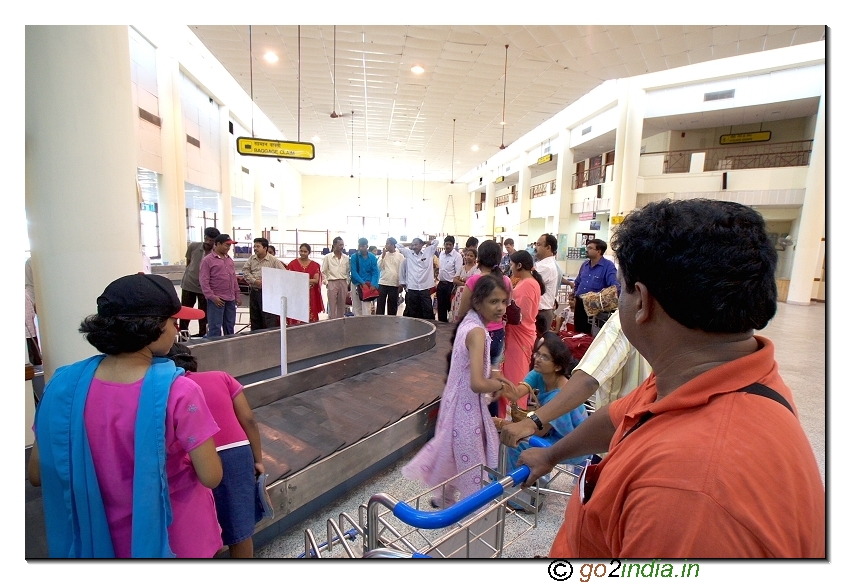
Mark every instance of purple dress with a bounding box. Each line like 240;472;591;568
402;310;500;500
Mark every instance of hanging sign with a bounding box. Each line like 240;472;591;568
611;215;625;225
537;153;552;165
719;131;771;145
579;212;596;221
494;175;505;183
237;137;315;160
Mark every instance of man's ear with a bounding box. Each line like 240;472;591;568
633;282;652;324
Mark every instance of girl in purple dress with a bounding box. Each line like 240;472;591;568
402;275;518;507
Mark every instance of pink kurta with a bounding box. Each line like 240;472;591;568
402;310;500;499
500;277;540;416
84;376;222;558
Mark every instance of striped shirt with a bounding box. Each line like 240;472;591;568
574;311;652;408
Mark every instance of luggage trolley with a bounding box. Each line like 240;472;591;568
302;436;552;558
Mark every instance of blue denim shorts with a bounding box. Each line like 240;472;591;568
489;327;506;368
212;444;257;546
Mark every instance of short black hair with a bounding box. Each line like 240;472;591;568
477;240;502;270
333;236;344;246
464;247;478;260
166;342;198;373
542;233;558;254
504;238;515;246
79;314;169;355
254;237;269;248
387;237;397;246
358;237;369;246
465;237;479;249
203;227;220;239
214;233;232;245
612;199;777;333
587;238;607;254
444;235;455;245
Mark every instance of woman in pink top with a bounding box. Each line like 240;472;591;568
28;274;223;558
166;343;266;558
501;250;545;417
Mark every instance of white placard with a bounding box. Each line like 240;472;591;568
261;267;309;322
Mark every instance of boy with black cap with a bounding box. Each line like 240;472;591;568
200;233;242;337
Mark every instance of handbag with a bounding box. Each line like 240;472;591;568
357;282;380;301
580;285;619;316
505;299;522;325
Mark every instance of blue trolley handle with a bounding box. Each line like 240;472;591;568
391;435;550;529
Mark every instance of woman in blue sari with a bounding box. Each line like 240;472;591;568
495;331;589;474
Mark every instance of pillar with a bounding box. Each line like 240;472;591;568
26;25;143;379
156;50;187;262
787;89;826;305
552;131;575;236
611;79;646;219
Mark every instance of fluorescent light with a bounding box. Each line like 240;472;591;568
411;65;424;74
471;145;479;151
311;135;321;142
264;52;279;63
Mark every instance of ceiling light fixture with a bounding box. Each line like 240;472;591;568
264;51;278;63
330;26;339;119
500;44;509;150
411;65;424;74
471;145;479;152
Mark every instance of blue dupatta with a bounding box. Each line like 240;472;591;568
35;355;180;558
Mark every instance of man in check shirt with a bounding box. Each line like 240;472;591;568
321;236;350;320
242;237;286;331
200;233;242;337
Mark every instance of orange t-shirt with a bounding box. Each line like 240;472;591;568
549;337;824;558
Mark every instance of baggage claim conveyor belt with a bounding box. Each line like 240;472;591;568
25;316;451;556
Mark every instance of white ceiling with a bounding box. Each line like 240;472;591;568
189;25;825;182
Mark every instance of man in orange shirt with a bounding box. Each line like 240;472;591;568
519;199;825;558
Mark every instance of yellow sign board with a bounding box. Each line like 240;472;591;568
494;175;505;183
236;137;315;160
537;153;552;165
719;131;771;145
611;215;625;225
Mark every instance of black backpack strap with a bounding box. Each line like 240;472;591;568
735;382;795;417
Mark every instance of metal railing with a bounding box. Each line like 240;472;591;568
474;202;485;212
494;194;510;207
647;140;813;174
530;179;556;199
572;163;613;190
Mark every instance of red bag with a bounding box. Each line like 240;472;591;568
559;330;593;361
357;282;380;301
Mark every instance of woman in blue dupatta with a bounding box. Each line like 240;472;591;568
495;331;590;476
28;274;224;558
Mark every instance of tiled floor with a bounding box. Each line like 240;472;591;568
255;301;827;559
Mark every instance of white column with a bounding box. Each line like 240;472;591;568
611;80;646;218
219;107;234;237
787;90;826;305
155;51;187;263
484;180;495;238
26;26;142;379
552;133;575;236
514;164;530;234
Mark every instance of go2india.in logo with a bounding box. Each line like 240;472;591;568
549;559;700;581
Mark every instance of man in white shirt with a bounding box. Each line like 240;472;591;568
534;233;560;332
377;237;405;315
321;236;350;320
436;235;464;322
398;237;438;320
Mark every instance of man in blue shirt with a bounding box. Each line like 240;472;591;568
572;238;619;334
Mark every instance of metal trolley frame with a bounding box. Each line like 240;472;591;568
302;437;556;559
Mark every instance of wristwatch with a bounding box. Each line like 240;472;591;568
527;412;544;431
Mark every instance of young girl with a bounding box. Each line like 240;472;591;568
402;275;517;507
28;273;222;558
166;343;266;558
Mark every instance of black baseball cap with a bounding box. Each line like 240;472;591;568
97;273;205;320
